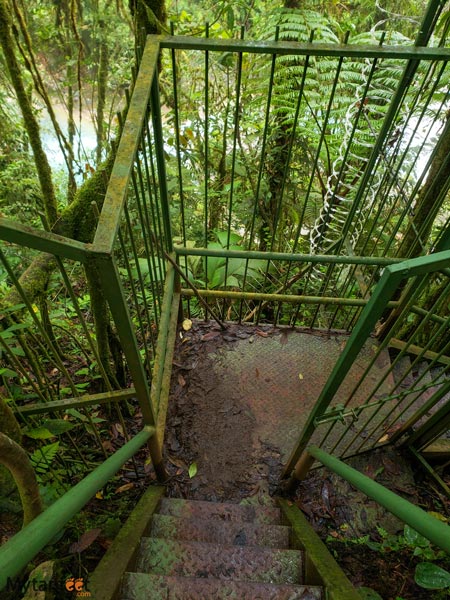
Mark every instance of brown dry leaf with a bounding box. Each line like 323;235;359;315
115;482;135;494
69;528;101;554
255;368;260;378
178;373;186;387
255;329;268;337
202;331;220;341
168;455;188;471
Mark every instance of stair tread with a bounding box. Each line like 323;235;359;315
122;572;323;599
158;497;280;524
151;513;290;548
136;537;303;584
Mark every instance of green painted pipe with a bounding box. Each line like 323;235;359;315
175;247;401;266
0;427;154;590
308;445;450;554
181;287;400;308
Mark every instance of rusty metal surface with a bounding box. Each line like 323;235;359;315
136;538;303;584
151;514;290;548
158;498;280;525
122;572;323;599
207;329;393;459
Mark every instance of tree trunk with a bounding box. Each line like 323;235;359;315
0;432;43;527
398;114;450;258
0;0;58;227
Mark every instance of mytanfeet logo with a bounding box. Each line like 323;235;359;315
6;575;91;597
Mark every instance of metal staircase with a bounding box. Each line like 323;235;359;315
90;488;360;600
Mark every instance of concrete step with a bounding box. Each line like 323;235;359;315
122;572;323;599
151;513;290;548
158;497;280;525
135;538;303;584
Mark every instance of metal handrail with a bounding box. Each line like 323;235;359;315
0;427;154;590
300;445;450;554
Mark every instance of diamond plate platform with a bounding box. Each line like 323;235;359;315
151;513;290;547
121;572;324;599
136;538;303;584
158;498;280;524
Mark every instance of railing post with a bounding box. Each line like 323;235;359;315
94;254;167;481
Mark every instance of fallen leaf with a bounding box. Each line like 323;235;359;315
201;331;220;341
168;455;188;471
69;528;101;554
298;373;304;380
188;462;198;478
255;329;268;337
115;482;134;494
255;368;260;378
95;491;103;499
377;434;389;443
178;373;186;387
182;319;192;331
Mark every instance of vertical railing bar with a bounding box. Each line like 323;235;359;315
298;51;382;323
343;275;431;406
150;75;173;254
132;155;162;324
281;247;450;479
307;6;444;317
359;60;447;260
317;273;429;453
170;26;187;249
238;26;279;323
117;224;156;358
222;26;245;320
331;0;445;260
333;280;450;456
138;131;165;329
203;23;210;315
122;204;154;371
256;29;316;325
144;115;166;280
355;314;450;453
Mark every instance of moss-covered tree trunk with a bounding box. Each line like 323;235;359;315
0;0;58;227
0;432;43;527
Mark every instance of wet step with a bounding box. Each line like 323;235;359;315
158;497;280;525
151;513;290;548
135;538;303;584
122;572;324;600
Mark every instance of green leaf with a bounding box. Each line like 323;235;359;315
30;442;60;474
0;367;18;378
188;462;197;478
25;427;55;440
415;563;450;590
403;524;430;548
26;419;75;439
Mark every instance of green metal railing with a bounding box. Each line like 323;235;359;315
0;426;154;590
296;445;450;554
1;0;450;587
283;249;450;479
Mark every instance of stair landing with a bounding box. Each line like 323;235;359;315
168;324;393;496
